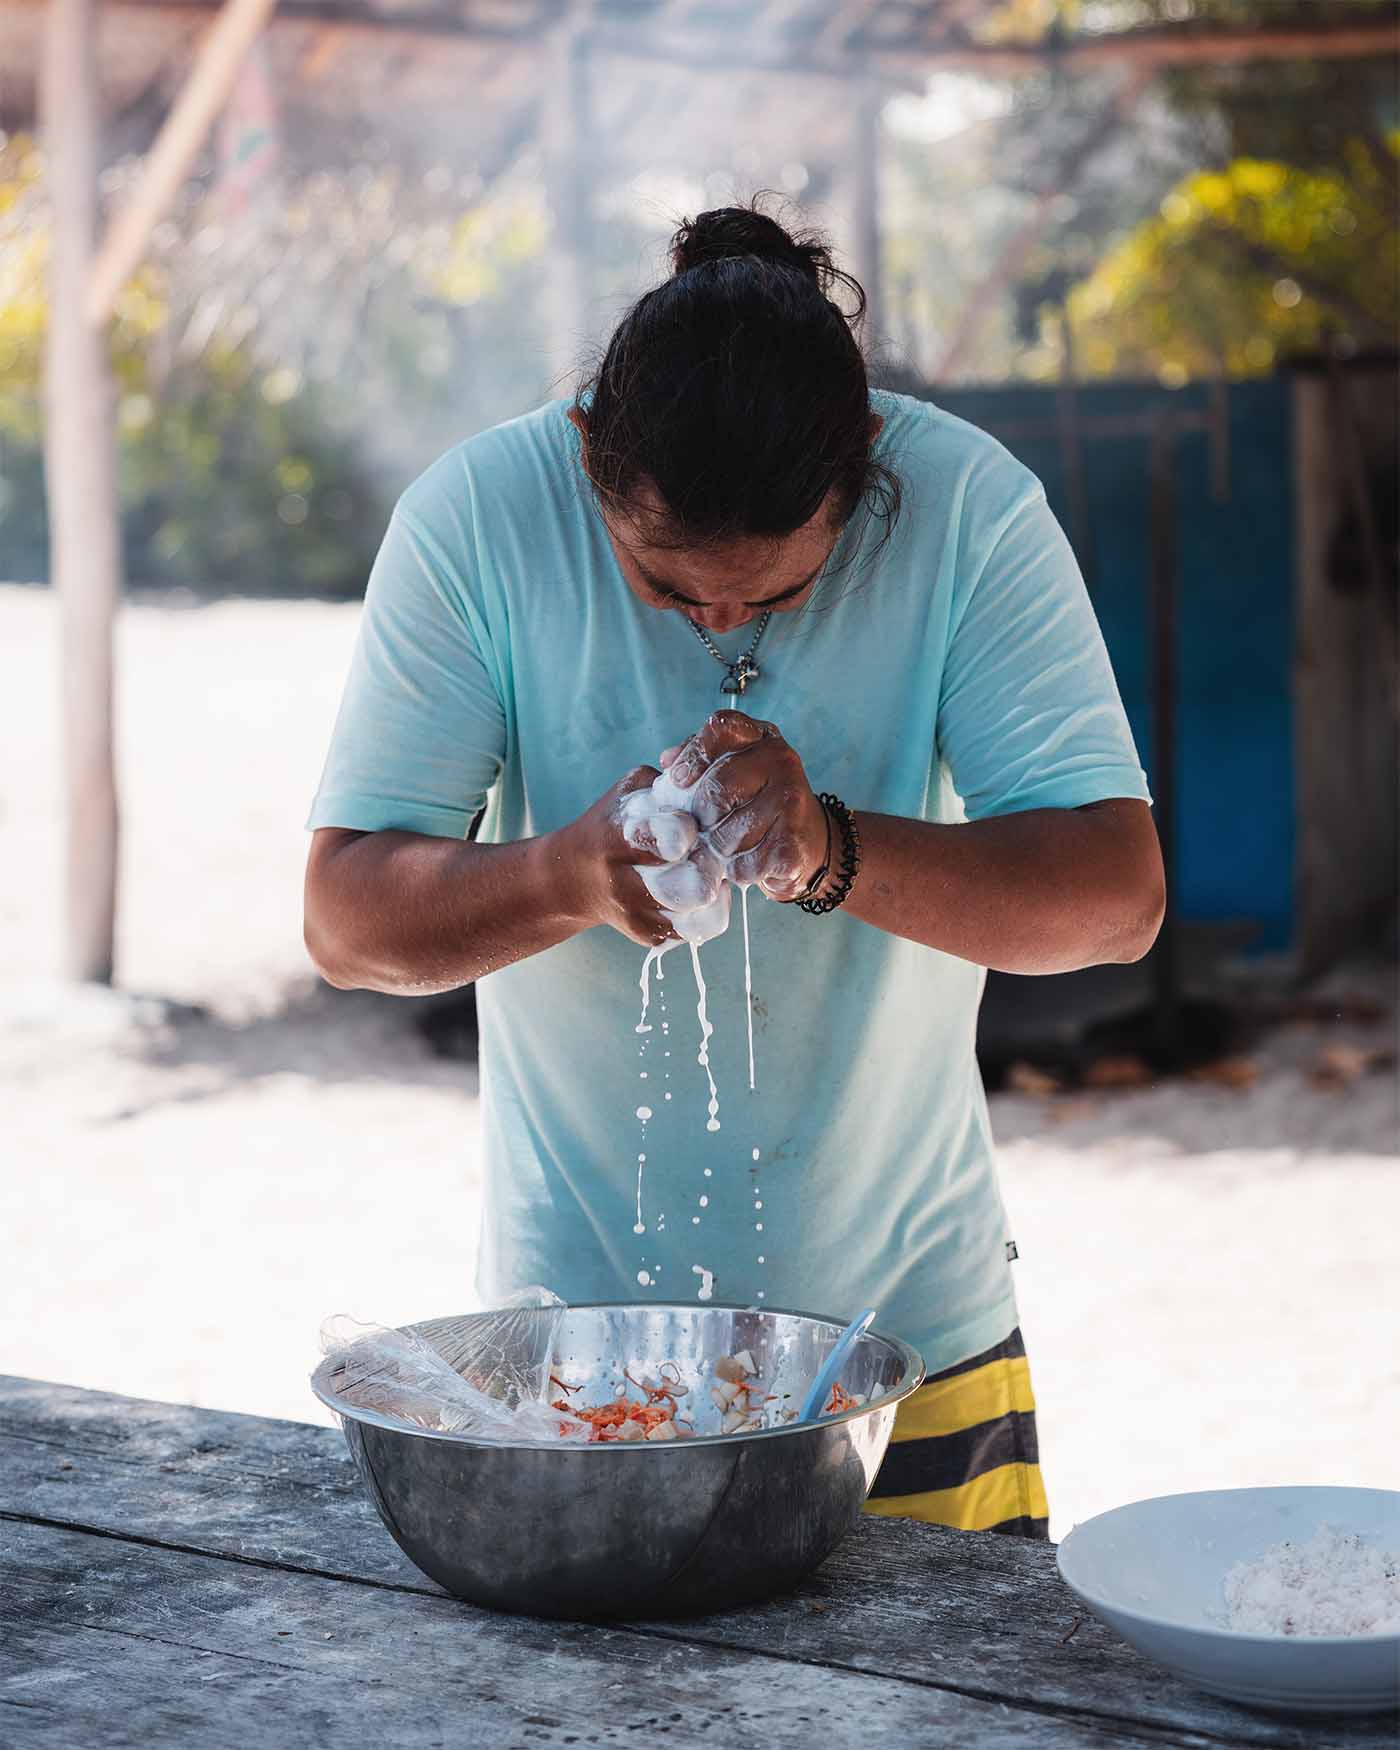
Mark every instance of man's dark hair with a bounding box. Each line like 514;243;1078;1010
574;199;900;551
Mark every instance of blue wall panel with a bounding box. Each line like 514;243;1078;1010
927;379;1294;950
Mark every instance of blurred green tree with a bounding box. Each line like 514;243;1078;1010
885;0;1398;382
1069;143;1398;381
0;127;552;593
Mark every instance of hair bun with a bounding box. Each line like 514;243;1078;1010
671;205;831;288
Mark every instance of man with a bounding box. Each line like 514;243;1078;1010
305;207;1163;1534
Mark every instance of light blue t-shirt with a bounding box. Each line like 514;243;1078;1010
308;391;1149;1375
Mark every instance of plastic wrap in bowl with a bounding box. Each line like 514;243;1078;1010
312;1301;924;1619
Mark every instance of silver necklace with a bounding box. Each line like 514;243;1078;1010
685;610;773;696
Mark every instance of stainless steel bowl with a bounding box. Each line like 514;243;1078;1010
311;1301;924;1619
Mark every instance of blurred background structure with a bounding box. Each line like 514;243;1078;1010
1;0;1396;1537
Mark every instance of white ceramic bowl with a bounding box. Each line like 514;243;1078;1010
1057;1487;1400;1716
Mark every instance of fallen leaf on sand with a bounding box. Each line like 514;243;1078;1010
1006;1061;1063;1096
1308;1044;1397;1089
1047;1096;1102;1125
1186;1056;1260;1091
1083;1054;1154;1090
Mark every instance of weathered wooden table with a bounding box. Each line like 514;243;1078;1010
2;1377;1393;1749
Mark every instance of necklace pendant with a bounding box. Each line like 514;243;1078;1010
687;610;770;699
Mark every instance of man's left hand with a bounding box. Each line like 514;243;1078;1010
661;710;829;902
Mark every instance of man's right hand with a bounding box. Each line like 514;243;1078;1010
551;767;682;948
305;767;693;998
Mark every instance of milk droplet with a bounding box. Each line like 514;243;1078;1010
757;1255;765;1264
754;1200;763;1210
691;1216;700;1225
703;1167;712;1177
689;942;721;1133
637;1270;651;1286
638;1153;646;1162
633;1222;645;1235
639;1072;648;1079
752;1148;761;1162
757;1291;765;1300
691;1264;715;1302
636;1106;652;1122
698;1195;708;1208
636;943;673;1034
739;883;757;1092
755;1222;764;1231
664;1092;673;1101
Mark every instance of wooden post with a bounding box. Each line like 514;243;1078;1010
850;77;884;355
1147;418;1181;1055
1055;313;1095;589
1292;362;1400;976
40;0;278;984
43;0;122;985
542;25;591;392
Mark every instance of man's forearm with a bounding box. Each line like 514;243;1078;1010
843;801;1164;975
304;828;584;995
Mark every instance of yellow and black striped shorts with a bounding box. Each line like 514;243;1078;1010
864;1328;1049;1538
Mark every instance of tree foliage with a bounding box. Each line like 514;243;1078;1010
1069;139;1399;380
894;0;1399;383
3;1;1395;593
0;126;552;592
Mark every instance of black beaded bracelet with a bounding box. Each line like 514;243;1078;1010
789;804;832;907
797;793;862;915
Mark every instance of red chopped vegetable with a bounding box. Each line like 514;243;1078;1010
551;1395;676;1442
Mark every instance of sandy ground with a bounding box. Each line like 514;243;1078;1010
2;584;1396;1540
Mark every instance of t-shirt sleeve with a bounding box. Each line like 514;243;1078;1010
306;504;506;839
937;487;1150;821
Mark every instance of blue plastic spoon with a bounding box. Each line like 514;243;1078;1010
798;1307;877;1424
